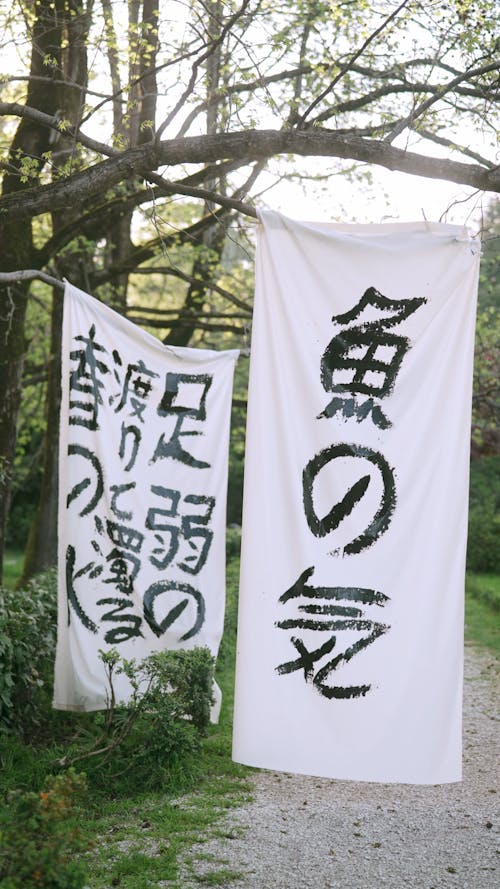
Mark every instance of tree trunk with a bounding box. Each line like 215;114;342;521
21;0;91;581
22;291;64;579
0;0;64;582
0;279;31;583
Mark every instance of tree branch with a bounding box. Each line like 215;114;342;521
414;127;496;169
143;171;258;217
37;159;251;263
155;0;253;141
0;128;497;226
0;270;64;290
383;60;500;144
95;263;252;314
297;0;412;126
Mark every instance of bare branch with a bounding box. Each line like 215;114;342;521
95;262;253;314
414;127;496;169
0;270;64;290
297;0;412;126
127;315;245;335
384;60;500;144
0;101;120;159
155;0;253;141
144;171;258;218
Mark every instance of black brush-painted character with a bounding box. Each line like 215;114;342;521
119;422;141;471
303;443;396;555
69;325;110;430
66;444;104;517
93;512;144;598
319;286;426;428
97;596;144;643
275;567;390;699
143;580;205;640
146;486;215;575
65;543;99;632
102;547;141;597
152;372;213;468
111;358;159;424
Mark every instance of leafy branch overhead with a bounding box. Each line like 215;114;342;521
0;128;498;223
0;1;498;229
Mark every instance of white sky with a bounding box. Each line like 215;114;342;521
259;161;489;232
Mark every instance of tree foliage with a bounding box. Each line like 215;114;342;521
472;198;500;456
0;0;498;577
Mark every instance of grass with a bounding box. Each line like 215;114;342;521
84;554;253;887
465;572;500;656
466;572;500;611
83;779;251;889
0;556;253;889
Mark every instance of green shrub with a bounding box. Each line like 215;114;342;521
467;457;500;573
0;769;88;889
0;570;57;737
467;509;500;572
0;562;217;793
468;456;500;510
466;574;500;612
58;647;215;792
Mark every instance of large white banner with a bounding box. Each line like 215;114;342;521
233;212;479;784
54;283;238;712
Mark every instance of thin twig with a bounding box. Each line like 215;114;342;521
296;0;411;127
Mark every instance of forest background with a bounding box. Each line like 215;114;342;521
0;0;498;582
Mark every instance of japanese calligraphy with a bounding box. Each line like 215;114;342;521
276;286;426;698
276;567;390;699
319;286;426;429
302;443;397;555
152;372;213;468
69;324;109;430
64;326;217;646
56;284;238;713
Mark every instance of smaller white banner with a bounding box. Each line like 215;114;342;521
54;283;238;712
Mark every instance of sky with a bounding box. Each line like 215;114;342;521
259;160;489;234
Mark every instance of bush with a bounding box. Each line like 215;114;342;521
0;769;88;889
467;457;500;573
466;575;500;612
468;455;500;510
0;561;217;794
58;646;215;792
0;570;57;737
467;509;500;573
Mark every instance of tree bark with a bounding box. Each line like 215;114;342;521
0;0;65;582
0;129;497;230
22;291;64;579
21;0;91;581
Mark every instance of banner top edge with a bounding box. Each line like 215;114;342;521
256;208;478;242
63;281;240;363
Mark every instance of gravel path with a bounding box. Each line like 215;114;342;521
181;645;499;888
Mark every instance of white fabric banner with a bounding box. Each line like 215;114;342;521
54;283;238;712
233;212;479;784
